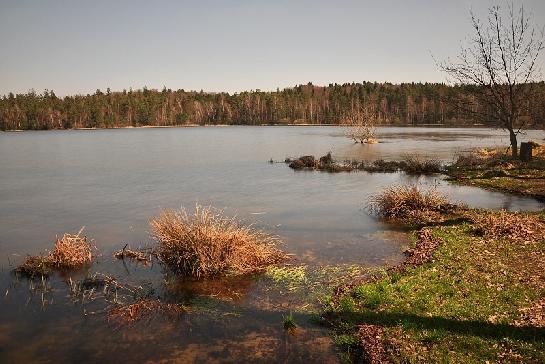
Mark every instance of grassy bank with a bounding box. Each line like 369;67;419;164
323;192;545;362
446;145;545;201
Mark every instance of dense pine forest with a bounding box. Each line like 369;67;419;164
1;82;544;130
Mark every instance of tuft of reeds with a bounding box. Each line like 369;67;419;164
48;229;93;269
369;185;451;220
14;228;94;277
150;205;288;278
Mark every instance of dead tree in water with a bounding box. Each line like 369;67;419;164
439;4;544;158
344;106;378;144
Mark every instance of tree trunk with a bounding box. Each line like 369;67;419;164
509;128;518;158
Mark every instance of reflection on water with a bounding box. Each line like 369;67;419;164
0;126;543;363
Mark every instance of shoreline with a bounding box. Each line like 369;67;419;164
325;206;545;362
3;123;540;133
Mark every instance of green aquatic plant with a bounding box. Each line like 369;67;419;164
282;311;297;333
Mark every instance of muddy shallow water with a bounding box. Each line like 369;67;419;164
0;126;544;363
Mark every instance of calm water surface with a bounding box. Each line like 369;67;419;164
0;126;543;363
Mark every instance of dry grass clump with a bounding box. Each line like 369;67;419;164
369;185;451;221
107;299;184;325
15;228;94;277
48;229;93;268
468;210;545;244
150;205;287;278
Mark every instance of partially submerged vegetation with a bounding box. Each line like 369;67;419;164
324;185;545;363
368;185;455;222
15;228;93;277
150;205;287;278
286;153;443;175
287;152;353;172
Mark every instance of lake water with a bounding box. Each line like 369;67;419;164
0;126;543;363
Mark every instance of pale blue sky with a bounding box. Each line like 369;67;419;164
0;0;544;96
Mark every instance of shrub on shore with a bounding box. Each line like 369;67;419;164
15;228;94;277
369;185;451;221
150;205;287;278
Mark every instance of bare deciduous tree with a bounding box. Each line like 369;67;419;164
344;105;378;144
439;4;544;157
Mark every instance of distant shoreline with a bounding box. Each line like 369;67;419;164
1;123;503;133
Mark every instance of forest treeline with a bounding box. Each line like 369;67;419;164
1;82;544;130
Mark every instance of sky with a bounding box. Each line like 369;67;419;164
0;0;544;96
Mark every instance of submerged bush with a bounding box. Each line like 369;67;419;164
369;185;451;220
150;205;287;278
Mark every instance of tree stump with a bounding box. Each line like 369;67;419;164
520;142;533;162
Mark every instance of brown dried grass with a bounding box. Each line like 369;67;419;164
48;229;93;268
15;228;93;277
369;185;451;221
150;205;287;278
